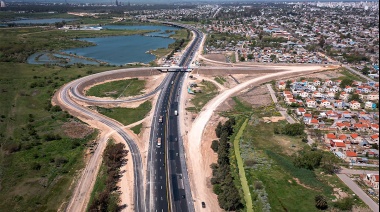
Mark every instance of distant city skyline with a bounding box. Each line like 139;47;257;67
3;0;378;3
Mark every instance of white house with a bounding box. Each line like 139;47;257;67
340;92;349;101
313;79;321;86
320;100;331;108
278;81;286;90
307;85;317;91
368;93;379;101
300;91;309;98
312;91;323;98
349;101;361;110
296;107;306;116
306;99;317;108
344;86;354;93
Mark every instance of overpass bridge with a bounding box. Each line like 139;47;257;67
152;66;198;72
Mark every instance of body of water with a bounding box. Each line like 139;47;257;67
7;18;77;24
103;25;179;37
63;34;175;65
27;25;178;66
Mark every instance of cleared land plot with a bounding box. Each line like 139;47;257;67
203;53;227;62
86;78;145;99
96;101;152;126
187;80;218;112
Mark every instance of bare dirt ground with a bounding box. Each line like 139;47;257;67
203;53;227;62
238;84;273;108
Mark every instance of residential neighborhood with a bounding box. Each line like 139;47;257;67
274;71;379;197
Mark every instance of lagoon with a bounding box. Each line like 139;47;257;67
63;35;175;65
27;25;178;66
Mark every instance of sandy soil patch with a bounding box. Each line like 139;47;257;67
238;84;273;107
262;116;285;123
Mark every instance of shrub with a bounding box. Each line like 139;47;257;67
333;197;354;211
315;195;328;210
211;140;219;152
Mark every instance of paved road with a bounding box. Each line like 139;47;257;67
146;22;201;212
339;168;379;175
59;82;144;212
337;174;379;212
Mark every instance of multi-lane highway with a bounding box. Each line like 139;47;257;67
146;22;202;212
58;22;203;212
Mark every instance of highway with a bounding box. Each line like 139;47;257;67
146;22;202;212
59;22;202;212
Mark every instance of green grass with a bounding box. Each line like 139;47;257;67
0;62;114;211
188;80;218;112
337;69;366;81
214;76;227;85
96;101;152;126
233;119;253;212
86;78;146;98
131;123;143;135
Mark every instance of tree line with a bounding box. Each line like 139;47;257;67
89;142;128;212
210;118;243;211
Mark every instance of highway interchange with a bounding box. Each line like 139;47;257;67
58;22;202;212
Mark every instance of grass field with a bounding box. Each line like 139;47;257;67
214;76;227;85
131;123;143;135
96;101;152;126
338;69;366;81
86;78;146;98
188;80;218;112
233;119;253;212
0;62;115;211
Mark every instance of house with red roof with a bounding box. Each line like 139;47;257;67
345;151;358;161
369;134;379;145
349;101;361;110
306;99;317;108
349;133;362;144
371;124;379;132
278;81;286;90
296;108;306;116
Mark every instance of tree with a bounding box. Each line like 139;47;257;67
372;143;379;150
247;54;254;60
348;93;360;102
315;195;328;210
339;78;353;89
215;122;223;138
211;140;219;153
270;54;276;61
239;56;245;62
